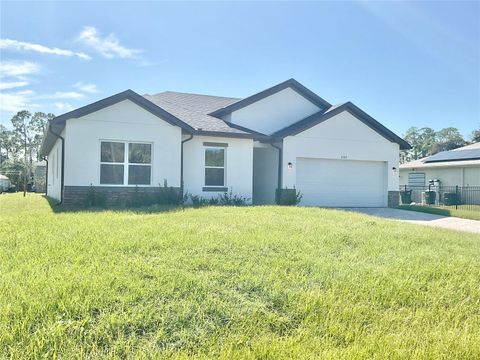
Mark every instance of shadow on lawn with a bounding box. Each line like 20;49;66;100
44;195;185;215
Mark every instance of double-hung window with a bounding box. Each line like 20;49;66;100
204;147;225;187
100;141;152;185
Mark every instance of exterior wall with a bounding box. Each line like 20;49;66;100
46;129;64;201
253;145;279;204
223;87;320;135
182;135;253;201
62;186;180;207
64;99;182;189
400;166;480;187
464;167;480;186
282;110;400;204
388;191;400;207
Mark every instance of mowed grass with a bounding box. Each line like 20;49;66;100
398;204;480;221
1;194;479;359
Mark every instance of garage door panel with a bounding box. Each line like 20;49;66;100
297;158;386;207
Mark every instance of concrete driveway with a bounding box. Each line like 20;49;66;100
346;208;480;234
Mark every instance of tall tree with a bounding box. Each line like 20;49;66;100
10;111;53;195
432;127;466;154
401;127;436;162
471;128;480;143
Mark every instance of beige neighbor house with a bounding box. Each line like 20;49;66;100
400;142;480;188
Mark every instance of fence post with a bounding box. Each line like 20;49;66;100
455;185;458;210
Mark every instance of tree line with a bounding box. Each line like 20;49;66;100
400;126;479;163
0;111;54;191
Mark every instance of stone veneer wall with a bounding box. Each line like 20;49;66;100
63;186;180;207
387;191;399;208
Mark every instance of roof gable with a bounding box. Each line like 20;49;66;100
271;102;411;150
49;89;194;130
209;78;331;118
40;90;196;157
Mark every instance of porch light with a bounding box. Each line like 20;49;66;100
392;167;397;172
288;162;293;170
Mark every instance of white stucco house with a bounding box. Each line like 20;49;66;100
400;142;480;187
39;79;410;207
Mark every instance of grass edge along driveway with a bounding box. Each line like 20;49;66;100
1;193;479;359
398;204;480;221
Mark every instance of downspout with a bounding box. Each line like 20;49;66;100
181;133;194;197
40;156;48;197
271;141;283;191
48;125;65;205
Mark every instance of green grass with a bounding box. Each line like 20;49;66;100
398;204;480;221
1;193;480;359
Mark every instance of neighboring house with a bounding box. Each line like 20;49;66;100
39;79;410;207
34;161;47;193
0;174;11;192
400;142;480;187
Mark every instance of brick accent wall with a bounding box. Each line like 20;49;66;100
388;191;399;208
63;186;180;207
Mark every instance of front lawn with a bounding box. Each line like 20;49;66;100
398;204;480;221
1;193;479;359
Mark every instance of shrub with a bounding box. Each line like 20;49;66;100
187;188;249;207
157;180;183;205
84;184;106;207
276;187;302;206
218;189;249;206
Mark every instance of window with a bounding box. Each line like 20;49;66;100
100;141;152;185
205;147;225;186
408;172;425;187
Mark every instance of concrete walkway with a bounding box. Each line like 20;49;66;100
346;208;480;234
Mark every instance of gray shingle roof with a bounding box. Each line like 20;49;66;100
143;92;252;135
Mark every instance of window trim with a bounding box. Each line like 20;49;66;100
204;145;227;188
99;140;153;186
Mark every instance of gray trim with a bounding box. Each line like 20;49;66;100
195;130;269;140
202;186;228;192
63;185;181;207
203;142;228;147
181;133;194;197
388;191;400;208
48;126;65;204
271;102;411;150
40;89;195;157
209;78;331;118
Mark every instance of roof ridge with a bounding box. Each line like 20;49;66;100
144;94;221;118
150;91;241;101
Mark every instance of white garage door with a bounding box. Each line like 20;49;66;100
296;158;387;207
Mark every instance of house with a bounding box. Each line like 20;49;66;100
400;142;480;188
0;174;11;192
39;79;410;207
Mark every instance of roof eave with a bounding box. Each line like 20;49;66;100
270;102;411;150
209;78;331;118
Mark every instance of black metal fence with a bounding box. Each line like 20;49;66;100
399;185;480;212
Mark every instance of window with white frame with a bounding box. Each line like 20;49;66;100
204;147;225;186
100;141;152;185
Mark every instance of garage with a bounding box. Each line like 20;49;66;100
296;158;387;207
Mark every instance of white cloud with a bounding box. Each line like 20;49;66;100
0;38;91;60
38;91;85;100
0;81;29;90
54;102;74;112
73;81;98;93
77;26;140;59
0;90;38;112
0;61;39;78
